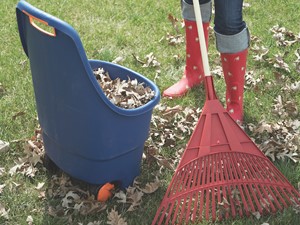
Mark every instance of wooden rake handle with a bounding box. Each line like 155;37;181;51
192;0;211;77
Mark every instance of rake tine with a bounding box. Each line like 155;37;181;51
248;158;281;212
171;165;187;197
164;201;175;224
254;162;279;213
228;155;245;217
215;155;223;220
177;196;185;224
231;153;250;215
199;189;204;221
205;188;210;220
221;154;237;218
191;190;199;222
184;193;193;223
222;185;231;219
269;186;285;210
244;184;256;214
157;204;168;225
234;154;257;214
171;198;181;224
228;186;237;218
279;186;297;206
261;184;277;213
217;186;223;220
173;167;189;196
211;156;217;221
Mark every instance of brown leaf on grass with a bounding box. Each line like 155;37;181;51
289;81;300;92
152;155;175;170
0;203;9;219
252;211;261;220
0;184;6;194
112;56;124;64
143;52;161;68
35;182;45;190
167;14;180;33
147;104;200;170
0;140;9;152
254;121;273;133
107;207;127;225
273;95;298;118
132;53;145;65
295;49;300;73
26;215;33;225
114;191;127;203
166;33;184;46
9;161;25;176
272;53;290;72
9;127;45;178
48;205;65;217
125;187;144;212
137;177;160;194
62;191;80;208
12;111;26;120
242;3;251;8
211;65;223;77
270;25;299;47
132;52;161;68
248;117;300;163
0;167;5;176
244;70;264;91
0;83;5;95
252;44;269;62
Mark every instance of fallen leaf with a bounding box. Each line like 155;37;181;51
0;167;5;176
137;177;160;194
35;182;45;190
107;207;127;225
0;184;6;194
61;191;80;208
252;211;261;220
0;203;9;219
26;215;33;225
0;140;9;152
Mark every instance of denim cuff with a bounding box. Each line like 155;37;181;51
214;27;250;53
182;0;212;23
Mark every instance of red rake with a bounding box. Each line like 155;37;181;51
152;1;300;224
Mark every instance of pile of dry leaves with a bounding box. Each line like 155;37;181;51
93;68;155;109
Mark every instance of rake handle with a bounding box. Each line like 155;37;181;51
192;0;211;77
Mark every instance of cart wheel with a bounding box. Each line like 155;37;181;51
96;181;121;202
43;154;59;173
97;183;115;202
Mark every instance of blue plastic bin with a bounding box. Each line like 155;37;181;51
16;0;160;188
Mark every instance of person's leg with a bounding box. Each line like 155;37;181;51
214;0;250;123
163;0;212;97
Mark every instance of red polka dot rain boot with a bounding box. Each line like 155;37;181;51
163;20;209;97
221;49;248;124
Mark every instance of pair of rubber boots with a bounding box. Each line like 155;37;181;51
163;20;248;124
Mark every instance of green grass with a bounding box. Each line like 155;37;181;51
1;0;300;224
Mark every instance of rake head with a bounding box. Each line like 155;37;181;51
153;152;300;224
152;78;300;224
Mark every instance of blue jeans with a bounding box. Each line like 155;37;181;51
184;0;245;35
182;0;249;53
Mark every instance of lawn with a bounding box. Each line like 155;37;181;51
0;0;299;224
